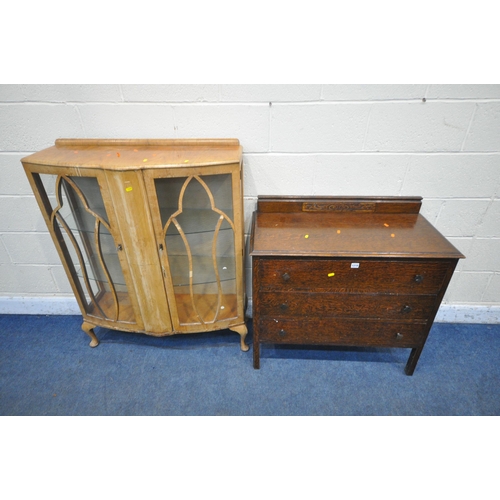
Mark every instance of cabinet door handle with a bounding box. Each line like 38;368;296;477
117;244;123;251
414;274;424;283
402;305;412;314
396;332;403;340
279;329;287;337
282;272;291;281
280;303;289;311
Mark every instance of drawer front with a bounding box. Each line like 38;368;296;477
258;317;428;348
257;258;451;294
258;291;437;320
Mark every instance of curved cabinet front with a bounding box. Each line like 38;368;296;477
24;166;142;333
22;139;248;350
144;164;246;335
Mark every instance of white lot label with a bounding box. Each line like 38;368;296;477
351;263;360;268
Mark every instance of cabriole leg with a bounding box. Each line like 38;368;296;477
82;321;99;348
229;324;249;352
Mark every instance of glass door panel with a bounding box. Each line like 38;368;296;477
155;174;238;326
37;173;136;324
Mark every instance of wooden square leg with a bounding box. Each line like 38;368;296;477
404;347;423;376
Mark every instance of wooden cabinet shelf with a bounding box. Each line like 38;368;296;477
22;138;248;350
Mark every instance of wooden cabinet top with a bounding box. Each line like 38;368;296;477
21;138;242;170
250;196;465;260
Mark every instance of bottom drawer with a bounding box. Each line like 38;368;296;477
258;317;428;348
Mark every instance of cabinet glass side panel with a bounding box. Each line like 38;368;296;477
155;174;238;326
37;173;136;324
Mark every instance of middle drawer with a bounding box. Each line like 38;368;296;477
257;291;437;320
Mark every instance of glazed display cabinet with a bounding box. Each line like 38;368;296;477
22;139;248;350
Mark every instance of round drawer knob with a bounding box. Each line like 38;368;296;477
282;272;291;281
396;332;403;340
280;303;289;311
279;329;286;337
402;305;412;314
414;274;424;283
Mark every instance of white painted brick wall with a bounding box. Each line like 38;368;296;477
1;84;499;322
365;102;475;151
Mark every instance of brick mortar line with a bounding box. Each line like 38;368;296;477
243;151;500;155
2;99;500;105
4;150;500;154
0;263;64;266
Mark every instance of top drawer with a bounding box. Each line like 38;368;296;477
255;258;453;294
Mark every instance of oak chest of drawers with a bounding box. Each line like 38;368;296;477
250;196;464;375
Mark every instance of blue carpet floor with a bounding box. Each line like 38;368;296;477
1;314;499;415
